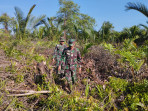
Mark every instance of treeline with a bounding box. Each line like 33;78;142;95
0;0;147;45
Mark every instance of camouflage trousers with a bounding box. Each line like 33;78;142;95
64;65;77;84
55;59;65;78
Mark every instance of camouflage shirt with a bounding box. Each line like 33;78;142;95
60;47;81;69
53;44;67;60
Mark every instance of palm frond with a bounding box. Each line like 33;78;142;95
47;17;56;27
139;24;148;30
41;19;49;29
14;7;24;24
56;17;63;29
26;4;36;22
25;4;36;29
125;2;148;18
32;15;46;28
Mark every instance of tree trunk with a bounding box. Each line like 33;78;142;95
4;22;9;33
64;19;66;40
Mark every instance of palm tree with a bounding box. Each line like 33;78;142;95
14;4;45;40
98;21;114;42
125;2;148;18
125;2;148;29
125;2;148;43
34;17;63;40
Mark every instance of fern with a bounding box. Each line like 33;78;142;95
103;43;114;52
122;38;137;51
81;43;93;57
116;50;144;71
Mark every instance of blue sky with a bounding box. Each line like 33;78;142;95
0;0;148;31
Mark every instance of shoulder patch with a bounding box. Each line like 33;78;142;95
76;48;79;51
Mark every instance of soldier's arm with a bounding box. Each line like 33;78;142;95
59;48;66;66
77;48;82;68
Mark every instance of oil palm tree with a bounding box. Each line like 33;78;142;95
98;21;114;42
34;17;63;40
125;2;148;29
125;2;148;17
125;2;148;43
15;4;45;40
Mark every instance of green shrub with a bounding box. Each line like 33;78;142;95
33;54;45;63
121;79;148;110
109;77;128;95
15;74;24;83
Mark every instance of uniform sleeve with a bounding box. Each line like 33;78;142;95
77;48;82;68
53;45;58;59
59;48;66;66
64;44;67;48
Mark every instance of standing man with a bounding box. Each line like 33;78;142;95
53;37;67;76
58;39;81;93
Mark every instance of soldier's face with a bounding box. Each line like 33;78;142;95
60;41;64;45
69;42;75;49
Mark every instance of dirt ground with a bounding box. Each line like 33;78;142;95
0;45;148;110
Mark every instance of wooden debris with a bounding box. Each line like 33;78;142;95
6;89;51;97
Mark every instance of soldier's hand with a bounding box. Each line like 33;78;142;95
52;58;55;64
58;66;61;72
78;67;81;74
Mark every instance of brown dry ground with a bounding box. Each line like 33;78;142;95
0;45;148;110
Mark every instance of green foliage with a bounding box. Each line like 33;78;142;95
0;95;3;105
0;79;6;90
0;13;13;33
109;77;128;94
15;74;24;83
41;74;51;90
96;84;116;110
81;43;93;57
5;98;17;111
57;0;95;40
39;91;99;110
0;40;24;59
0;2;148;110
98;21;114;42
96;85;107;99
14;99;25;109
121;79;148;110
14;4;45;40
102;41;145;75
5;61;17;73
117;39;145;72
103;43;115;52
33;54;45;63
94;77;148;110
116;50;144;71
85;80;89;98
126;2;148;18
122;38;138;50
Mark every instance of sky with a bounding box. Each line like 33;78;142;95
0;0;148;31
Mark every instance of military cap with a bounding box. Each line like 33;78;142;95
59;37;65;42
68;39;75;46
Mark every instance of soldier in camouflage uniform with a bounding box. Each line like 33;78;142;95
58;39;81;92
53;37;67;76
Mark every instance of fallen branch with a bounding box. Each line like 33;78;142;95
6;90;51;97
